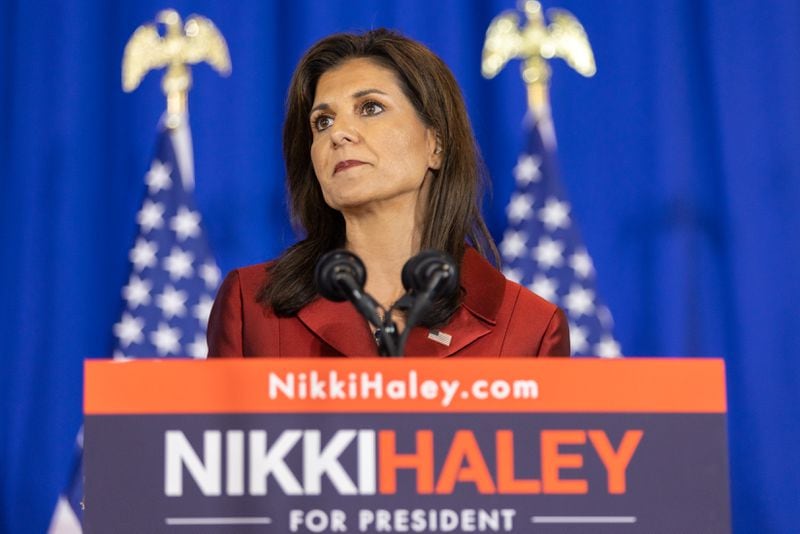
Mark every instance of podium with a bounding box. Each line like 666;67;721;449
84;358;730;533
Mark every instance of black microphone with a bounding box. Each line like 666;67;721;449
314;250;383;327
397;250;459;354
401;249;459;300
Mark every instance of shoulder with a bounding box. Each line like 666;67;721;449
208;260;278;358
460;248;569;356
501;281;570;356
220;261;274;298
211;260;276;328
460;248;557;320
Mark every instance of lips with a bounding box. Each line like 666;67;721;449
334;160;367;174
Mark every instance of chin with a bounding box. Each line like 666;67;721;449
331;201;374;213
324;188;381;211
323;186;420;213
324;194;370;212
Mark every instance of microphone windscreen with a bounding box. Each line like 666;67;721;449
314;249;367;302
401;249;459;298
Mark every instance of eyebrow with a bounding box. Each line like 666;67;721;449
310;88;389;115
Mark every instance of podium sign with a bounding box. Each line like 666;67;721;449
84;358;730;533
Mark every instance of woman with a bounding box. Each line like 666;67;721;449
207;29;569;357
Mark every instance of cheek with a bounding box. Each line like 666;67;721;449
406;137;434;176
310;143;323;176
308;144;327;194
384;127;430;167
311;149;336;198
314;174;334;208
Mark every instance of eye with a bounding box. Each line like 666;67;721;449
360;100;385;116
312;114;334;132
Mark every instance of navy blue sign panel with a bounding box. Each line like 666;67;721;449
83;359;731;533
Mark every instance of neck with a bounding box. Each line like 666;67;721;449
342;208;422;311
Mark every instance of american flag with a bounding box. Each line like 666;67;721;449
48;115;220;532
112;117;221;359
499;112;621;357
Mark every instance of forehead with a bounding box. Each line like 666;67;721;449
313;57;402;102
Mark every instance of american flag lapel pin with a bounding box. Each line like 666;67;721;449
427;329;452;347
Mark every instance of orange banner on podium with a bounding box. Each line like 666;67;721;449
85;357;726;414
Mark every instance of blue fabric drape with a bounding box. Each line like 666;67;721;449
2;1;798;532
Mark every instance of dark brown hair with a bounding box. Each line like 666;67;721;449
260;28;498;326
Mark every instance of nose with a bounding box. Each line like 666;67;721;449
330;118;359;147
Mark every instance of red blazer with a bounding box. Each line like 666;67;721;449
207;248;570;358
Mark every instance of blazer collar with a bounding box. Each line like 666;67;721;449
459;247;505;324
297;248;505;357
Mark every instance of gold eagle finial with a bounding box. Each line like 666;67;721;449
482;0;595;116
122;9;231;127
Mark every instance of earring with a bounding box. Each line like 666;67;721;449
434;146;442;154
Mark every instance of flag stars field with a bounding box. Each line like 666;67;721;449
113;141;219;359
500;120;621;356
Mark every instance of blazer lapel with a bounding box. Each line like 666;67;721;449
297;297;380;356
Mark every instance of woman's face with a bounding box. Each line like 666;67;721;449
309;58;441;214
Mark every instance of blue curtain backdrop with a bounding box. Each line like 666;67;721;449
1;0;798;532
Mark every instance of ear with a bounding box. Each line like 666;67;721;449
427;130;443;170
